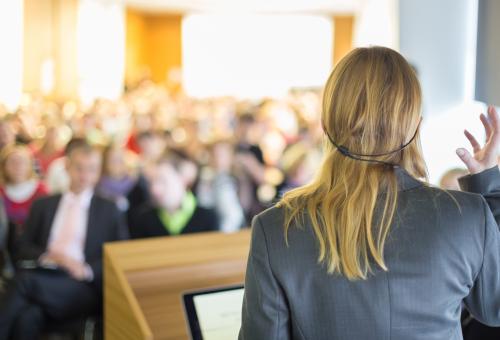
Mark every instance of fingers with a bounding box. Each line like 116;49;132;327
464;130;481;154
480;113;493;141
64;262;86;280
456;148;481;174
483;106;500;161
488;105;500;141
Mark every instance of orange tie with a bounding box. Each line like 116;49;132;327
49;194;83;258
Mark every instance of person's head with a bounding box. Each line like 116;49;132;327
64;138;102;194
439;168;468;190
133;113;154;133
137;131;165;161
280;143;310;186
0;145;36;185
102;144;129;179
0;119;16;149
210;139;235;173
278;46;427;280
43;125;60;149
148;151;197;212
235;113;256;142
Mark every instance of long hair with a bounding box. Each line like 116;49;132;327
277;47;428;280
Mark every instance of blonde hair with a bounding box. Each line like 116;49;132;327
277;47;428;280
0;144;37;184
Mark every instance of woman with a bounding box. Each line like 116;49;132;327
32;125;64;178
240;47;500;340
96;144;136;211
0;145;48;247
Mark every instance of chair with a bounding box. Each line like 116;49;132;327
43;316;102;340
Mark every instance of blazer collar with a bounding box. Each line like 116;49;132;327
394;166;425;192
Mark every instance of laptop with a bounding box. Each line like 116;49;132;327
182;285;244;340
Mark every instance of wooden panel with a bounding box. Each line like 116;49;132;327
125;10;182;85
127;260;246;339
52;0;78;100
333;16;354;66
23;0;78;99
104;246;153;340
144;14;182;84
125;8;147;85
105;230;251;340
23;0;53;95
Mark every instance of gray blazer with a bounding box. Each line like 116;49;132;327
239;166;500;340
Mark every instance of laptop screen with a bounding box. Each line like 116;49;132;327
183;285;244;340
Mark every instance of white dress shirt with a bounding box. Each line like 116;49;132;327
44;188;94;279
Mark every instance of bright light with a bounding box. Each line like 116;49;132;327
420;101;486;184
354;0;398;49
41;58;55;96
0;1;23;110
182;14;333;98
77;0;125;106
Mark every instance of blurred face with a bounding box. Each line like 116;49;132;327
135;114;153;132
212;142;233;172
0;122;15;147
66;149;102;193
45;126;59;146
440;176;461;191
236;121;251;140
4;150;32;184
149;163;186;212
105;148;127;178
178;160;198;189
138;135;165;161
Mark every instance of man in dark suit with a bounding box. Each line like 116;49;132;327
0;138;127;340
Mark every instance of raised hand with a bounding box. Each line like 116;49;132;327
456;106;500;174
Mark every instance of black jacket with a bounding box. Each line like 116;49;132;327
128;202;218;239
14;194;128;290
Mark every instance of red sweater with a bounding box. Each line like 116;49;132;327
0;181;48;228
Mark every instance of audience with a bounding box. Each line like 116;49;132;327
439;168;469;190
128;151;218;238
45;138;92;193
0;139;127;339
125;130;167;226
233;113;267;221
32;125;64;178
0;120;15;151
96;144;137;211
0;82;325;338
0;145;48;249
0;198;11;280
196;140;245;233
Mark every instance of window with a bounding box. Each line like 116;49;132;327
182;14;333;98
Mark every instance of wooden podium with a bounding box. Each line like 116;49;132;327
104;230;251;340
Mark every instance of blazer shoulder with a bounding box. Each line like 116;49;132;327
422;186;485;211
253;204;288;238
31;193;62;208
92;193;113;203
255;204;286;223
92;194;119;210
405;187;488;234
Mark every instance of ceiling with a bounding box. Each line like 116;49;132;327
124;0;363;14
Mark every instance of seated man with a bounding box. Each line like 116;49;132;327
0;138;127;340
129;151;218;238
